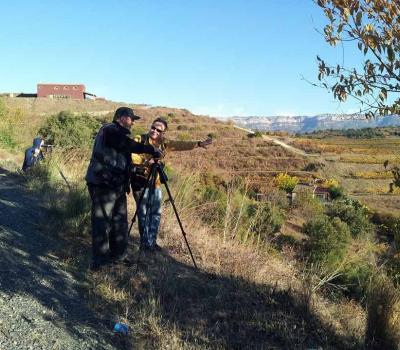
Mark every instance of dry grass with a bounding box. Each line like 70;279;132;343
365;273;400;349
87;208;364;349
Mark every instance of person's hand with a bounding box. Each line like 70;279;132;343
152;147;163;159
198;137;213;149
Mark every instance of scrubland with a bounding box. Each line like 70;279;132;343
1;97;400;349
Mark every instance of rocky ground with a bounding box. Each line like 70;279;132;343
0;166;122;350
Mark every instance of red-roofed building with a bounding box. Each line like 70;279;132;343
37;84;87;99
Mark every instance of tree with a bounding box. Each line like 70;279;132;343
275;172;299;194
316;0;400;117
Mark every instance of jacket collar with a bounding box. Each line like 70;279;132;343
112;120;131;135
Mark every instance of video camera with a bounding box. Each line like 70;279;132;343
42;144;54;152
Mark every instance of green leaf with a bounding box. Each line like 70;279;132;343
355;11;362;26
387;46;395;62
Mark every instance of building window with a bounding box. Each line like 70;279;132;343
54;86;59;90
73;86;78;90
63;86;69;90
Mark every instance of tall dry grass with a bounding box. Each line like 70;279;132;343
365;273;400;349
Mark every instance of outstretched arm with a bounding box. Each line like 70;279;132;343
197;137;213;149
167;137;213;151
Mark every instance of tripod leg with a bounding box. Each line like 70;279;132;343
142;173;157;248
130;165;158;272
128;165;156;236
158;166;198;270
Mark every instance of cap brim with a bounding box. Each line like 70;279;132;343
130;115;141;120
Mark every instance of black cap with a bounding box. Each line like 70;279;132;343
114;107;141;121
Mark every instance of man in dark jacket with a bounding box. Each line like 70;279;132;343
86;107;162;271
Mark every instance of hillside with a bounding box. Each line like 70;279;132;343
232;114;400;133
286;132;400;215
1;97;400;349
2;96;311;191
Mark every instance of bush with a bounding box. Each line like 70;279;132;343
371;212;400;247
327;199;374;238
339;251;375;298
293;190;325;221
132;126;147;136
0;99;24;149
247;201;285;241
303;216;351;267
328;185;344;199
302;162;325;171
275;173;299;194
199;184;228;228
176;132;192;141
38;111;101;149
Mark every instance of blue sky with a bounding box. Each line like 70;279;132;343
0;1;363;117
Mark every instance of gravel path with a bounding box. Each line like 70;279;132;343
0;167;121;350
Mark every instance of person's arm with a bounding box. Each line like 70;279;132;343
103;126;161;156
166;137;213;151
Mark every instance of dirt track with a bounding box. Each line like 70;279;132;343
233;125;319;157
0;167;120;350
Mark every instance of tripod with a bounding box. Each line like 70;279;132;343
128;161;198;270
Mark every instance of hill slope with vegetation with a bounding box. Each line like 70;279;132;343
1;97;400;349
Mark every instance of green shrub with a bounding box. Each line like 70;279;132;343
176;132;192;141
328;185;344;199
371;212;400;249
339;258;374;298
293;190;324;221
199;184;227;228
25;157;59;192
38;111;101;149
132;126;147;136
303;162;325;172
0;99;23;149
166;112;177;122
264;188;290;210
247;201;285;241
303;216;351;267
327;198;374;238
386;256;400;287
60;184;91;233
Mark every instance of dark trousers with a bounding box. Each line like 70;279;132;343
87;184;128;264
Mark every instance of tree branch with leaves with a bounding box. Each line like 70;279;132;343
316;0;400;117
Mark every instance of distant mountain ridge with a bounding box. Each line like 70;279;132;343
230;114;400;133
